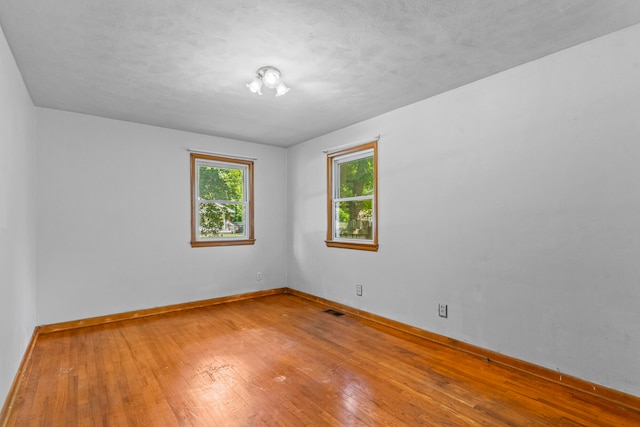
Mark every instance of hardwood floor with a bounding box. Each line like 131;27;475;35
3;294;640;426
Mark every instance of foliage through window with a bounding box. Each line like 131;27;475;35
326;141;378;251
190;153;254;247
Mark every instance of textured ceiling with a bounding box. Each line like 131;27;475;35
2;1;640;147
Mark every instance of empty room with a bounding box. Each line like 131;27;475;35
1;1;640;425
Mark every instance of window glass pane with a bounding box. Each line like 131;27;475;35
199;202;245;238
198;165;244;201
335;199;373;240
338;156;374;198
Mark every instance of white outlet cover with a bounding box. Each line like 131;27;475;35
439;304;448;318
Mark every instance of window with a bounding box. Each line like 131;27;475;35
326;141;378;251
190;153;254;247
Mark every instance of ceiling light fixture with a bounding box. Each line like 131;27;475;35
246;66;290;97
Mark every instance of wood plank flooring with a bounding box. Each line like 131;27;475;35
4;294;640;426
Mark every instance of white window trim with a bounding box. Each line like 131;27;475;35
331;149;375;244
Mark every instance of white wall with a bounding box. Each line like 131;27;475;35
0;26;37;405
36;109;287;324
287;23;640;396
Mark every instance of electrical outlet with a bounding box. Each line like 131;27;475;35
438;303;448;318
356;284;363;296
256;272;263;281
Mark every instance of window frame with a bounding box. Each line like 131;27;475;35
190;153;255;247
326;141;378;251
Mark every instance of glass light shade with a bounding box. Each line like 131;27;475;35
275;82;290;97
262;69;280;88
246;77;263;95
